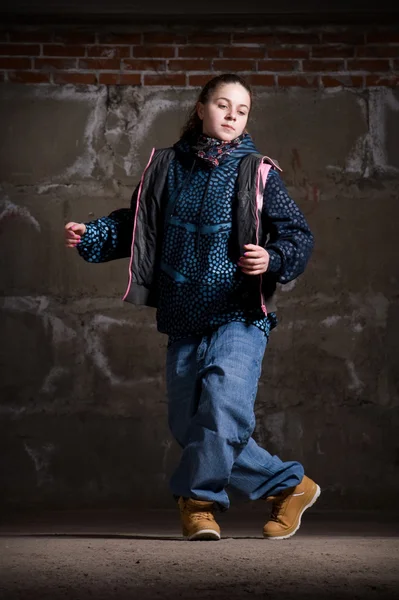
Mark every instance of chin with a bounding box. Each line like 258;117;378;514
204;127;239;141
218;129;237;141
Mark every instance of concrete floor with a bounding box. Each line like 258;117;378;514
1;509;399;599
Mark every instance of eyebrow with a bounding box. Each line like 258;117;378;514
217;97;249;109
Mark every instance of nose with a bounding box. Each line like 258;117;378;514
226;109;237;121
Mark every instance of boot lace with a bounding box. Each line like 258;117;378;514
191;510;214;522
269;493;289;523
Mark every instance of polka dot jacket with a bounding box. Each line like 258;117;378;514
77;135;314;340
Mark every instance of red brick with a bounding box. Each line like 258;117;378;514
53;32;96;44
322;32;365;45
213;59;255;71
258;60;298;71
0;44;40;56
53;71;97;84
245;74;275;86
356;45;399;58
303;60;345;71
143;33;186;44
367;32;399;44
87;45;130;58
188;74;214;87
98;33;142;45
98;73;120;85
366;74;399;86
268;47;310;59
169;59;212;71
8;70;51;83
188;34;231;44
0;57;31;69
239;33;318;49
222;47;266;59
312;45;355;58
321;75;364;88
278;74;318;87
9;31;52;43
123;59;166;71
179;46;219;58
42;45;86;57
274;33;320;45
78;58;120;70
134;46;174;58
119;73;142;85
232;34;274;44
347;59;390;71
144;73;185;86
35;58;76;70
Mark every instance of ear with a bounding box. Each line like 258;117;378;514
197;101;204;120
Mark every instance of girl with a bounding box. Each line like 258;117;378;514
65;73;320;541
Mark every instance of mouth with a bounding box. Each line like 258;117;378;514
222;124;235;131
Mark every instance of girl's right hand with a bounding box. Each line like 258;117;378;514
65;222;87;248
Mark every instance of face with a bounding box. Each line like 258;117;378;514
197;82;251;141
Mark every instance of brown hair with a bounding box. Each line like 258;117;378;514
181;73;253;137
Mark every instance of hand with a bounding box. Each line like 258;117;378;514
238;244;270;275
65;222;86;248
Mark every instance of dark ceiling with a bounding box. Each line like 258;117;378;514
0;0;398;23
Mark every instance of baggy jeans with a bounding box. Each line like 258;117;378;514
166;321;304;509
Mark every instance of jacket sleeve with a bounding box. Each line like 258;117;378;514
77;186;138;263
262;170;314;283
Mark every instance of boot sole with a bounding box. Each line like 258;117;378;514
186;529;221;541
263;484;321;541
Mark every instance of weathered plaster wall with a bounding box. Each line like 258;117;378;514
1;81;398;510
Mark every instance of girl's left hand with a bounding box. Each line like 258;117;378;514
238;244;270;275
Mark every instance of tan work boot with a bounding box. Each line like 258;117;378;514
263;475;320;540
178;497;221;541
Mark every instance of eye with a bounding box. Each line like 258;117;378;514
239;111;247;116
218;104;227;109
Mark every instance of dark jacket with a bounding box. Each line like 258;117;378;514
118;147;313;313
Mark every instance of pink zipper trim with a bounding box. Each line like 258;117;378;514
264;155;282;172
122;148;156;301
255;159;272;315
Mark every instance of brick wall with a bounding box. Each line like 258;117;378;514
0;26;398;87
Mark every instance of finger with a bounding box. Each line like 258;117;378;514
243;253;265;261
240;252;265;261
65;222;79;230
239;258;266;266
243;248;266;257
65;222;85;235
65;233;81;242
240;256;265;265
66;232;81;241
241;261;266;270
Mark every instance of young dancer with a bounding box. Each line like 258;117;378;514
65;73;320;540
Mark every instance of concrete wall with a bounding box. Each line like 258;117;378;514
1;25;399;510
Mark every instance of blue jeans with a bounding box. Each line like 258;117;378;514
166;321;304;509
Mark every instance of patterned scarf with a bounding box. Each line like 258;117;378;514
189;132;247;167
